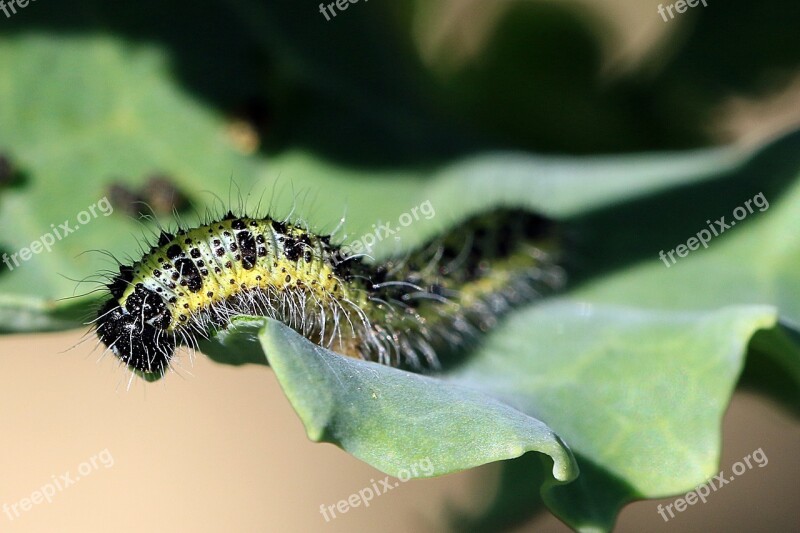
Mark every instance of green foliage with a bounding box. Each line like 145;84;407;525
1;1;798;531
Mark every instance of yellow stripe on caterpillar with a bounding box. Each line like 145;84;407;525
94;209;563;378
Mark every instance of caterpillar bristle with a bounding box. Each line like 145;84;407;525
92;208;564;379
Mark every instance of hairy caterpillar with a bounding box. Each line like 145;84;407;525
94;208;564;378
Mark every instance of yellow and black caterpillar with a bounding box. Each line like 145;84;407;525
95;209;563;378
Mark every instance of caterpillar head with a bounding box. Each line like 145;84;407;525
95;285;176;377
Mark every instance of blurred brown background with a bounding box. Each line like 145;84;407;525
0;331;797;532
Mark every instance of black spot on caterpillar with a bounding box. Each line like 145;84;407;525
93;209;564;378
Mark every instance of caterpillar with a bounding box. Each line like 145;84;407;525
94;208;564;378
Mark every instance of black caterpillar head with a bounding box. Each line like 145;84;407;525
96;284;176;376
